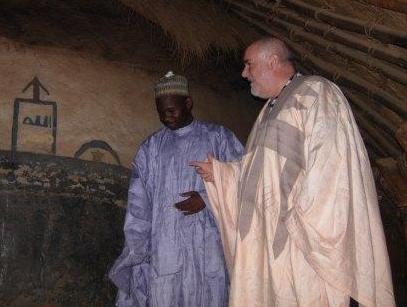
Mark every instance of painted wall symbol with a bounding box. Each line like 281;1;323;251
11;77;58;161
74;140;122;166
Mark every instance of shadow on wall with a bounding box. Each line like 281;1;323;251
0;151;129;306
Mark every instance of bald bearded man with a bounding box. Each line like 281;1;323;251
191;38;395;307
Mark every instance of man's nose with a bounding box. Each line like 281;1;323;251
241;66;248;79
163;111;173;120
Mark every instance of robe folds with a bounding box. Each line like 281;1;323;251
109;120;243;307
204;76;395;307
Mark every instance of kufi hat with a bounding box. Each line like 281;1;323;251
154;71;189;98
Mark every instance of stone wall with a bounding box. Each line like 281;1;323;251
0;150;128;306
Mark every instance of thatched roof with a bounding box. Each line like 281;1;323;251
0;0;259;60
116;0;259;60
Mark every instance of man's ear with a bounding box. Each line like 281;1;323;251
267;54;279;70
185;97;193;111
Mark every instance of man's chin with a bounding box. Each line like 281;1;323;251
165;124;178;130
250;87;269;99
250;87;262;98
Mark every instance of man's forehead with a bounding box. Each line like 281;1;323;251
243;52;253;63
156;95;187;105
243;44;260;62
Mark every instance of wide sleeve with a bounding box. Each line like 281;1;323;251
109;146;152;307
284;81;395;307
198;126;243;273
204;159;241;274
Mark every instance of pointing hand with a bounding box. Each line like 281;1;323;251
189;154;215;183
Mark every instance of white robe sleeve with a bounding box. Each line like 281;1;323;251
204;159;241;274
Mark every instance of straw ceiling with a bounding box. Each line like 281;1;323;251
116;0;258;61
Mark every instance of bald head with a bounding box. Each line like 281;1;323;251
253;37;293;64
241;37;296;99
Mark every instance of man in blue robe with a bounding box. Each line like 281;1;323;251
109;71;244;307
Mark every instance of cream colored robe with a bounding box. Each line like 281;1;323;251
205;76;395;307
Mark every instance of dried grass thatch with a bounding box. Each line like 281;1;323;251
308;0;407;33
353;0;407;15
117;0;259;61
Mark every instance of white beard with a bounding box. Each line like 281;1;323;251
250;83;267;99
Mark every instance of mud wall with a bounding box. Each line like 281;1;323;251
0;37;257;167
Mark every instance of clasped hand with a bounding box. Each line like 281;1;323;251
175;154;215;215
175;191;205;215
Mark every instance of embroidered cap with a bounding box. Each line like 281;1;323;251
154;71;189;98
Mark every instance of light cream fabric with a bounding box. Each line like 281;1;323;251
205;76;395;307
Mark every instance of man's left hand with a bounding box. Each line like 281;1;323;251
175;191;206;215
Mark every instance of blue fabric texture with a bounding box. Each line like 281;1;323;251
109;120;243;307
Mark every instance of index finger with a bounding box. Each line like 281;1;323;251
189;161;206;167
